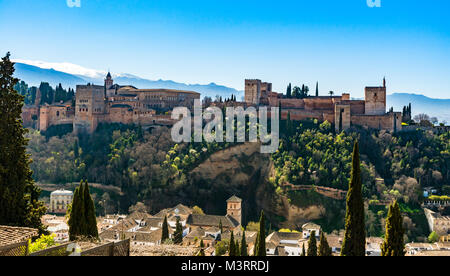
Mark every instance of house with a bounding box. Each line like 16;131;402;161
265;231;304;256
42;215;69;242
424;208;450;236
326;234;344;255
183;227;217;248
49;190;73;214
154;204;193;228
302;222;321;239
366;237;383;256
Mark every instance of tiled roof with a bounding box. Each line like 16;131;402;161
0;226;39;246
187;214;239;228
302;222;321;230
227;195;242;203
154;204;193;218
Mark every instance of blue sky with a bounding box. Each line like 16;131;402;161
0;0;449;98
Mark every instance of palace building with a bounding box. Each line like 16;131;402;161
28;72;201;133
244;78;402;132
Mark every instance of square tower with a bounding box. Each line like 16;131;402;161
227;195;242;226
335;103;351;132
245;79;261;105
74;84;106;133
365;79;386;115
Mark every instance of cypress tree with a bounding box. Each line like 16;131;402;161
307;231;317;256
229;231;236;256
241;231;248;256
219;219;223;234
254;231;260;256
318;232;332;256
301;243;306;256
0;53;46;232
286;83;292;98
83;180;98;239
198;239;205;256
68;181;84;240
341;141;366;256
255;211;266;256
315;82;319;97
173;217;183;244
162;216;169;242
381;201;405;256
68;180;98;240
235;240;240;256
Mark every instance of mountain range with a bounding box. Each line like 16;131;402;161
13;61;450;123
13;61;243;100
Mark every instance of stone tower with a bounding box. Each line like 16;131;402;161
73;84;106;133
104;72;113;89
364;78;387;115
226;195;242;226
245;79;261;105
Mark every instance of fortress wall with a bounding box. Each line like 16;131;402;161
279;99;305;109
351;112;402;132
304;98;335;111
281;109;327;121
350;101;365;115
22;106;39;128
108;107;134;125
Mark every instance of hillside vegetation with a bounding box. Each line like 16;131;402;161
26;120;449;241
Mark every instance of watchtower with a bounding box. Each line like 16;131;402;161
227;195;242;226
245;79;261;105
364;78;386;115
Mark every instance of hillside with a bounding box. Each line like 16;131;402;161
27;121;449;242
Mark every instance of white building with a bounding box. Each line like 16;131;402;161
49;190;73;214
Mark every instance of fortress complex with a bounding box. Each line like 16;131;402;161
33;72;200;133
245;78;402;132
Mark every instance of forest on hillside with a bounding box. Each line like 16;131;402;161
26;120;449;241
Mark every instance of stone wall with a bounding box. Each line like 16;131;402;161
22;106;39;128
351;112;402;132
39;105;74;131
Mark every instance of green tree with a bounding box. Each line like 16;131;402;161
68;181;85;240
307;231;317;256
83;180;99;239
255;210;266;256
301;244;306;256
162;216;170;242
428;231;439;243
241;231;248;256
198;239;206;256
381;201;405;256
341;141;366;256
68;180;98;240
286;83;292;98
318;232;332;256
0;53;46;232
315;82;319;97
173;217;183;244
229;231;236;256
